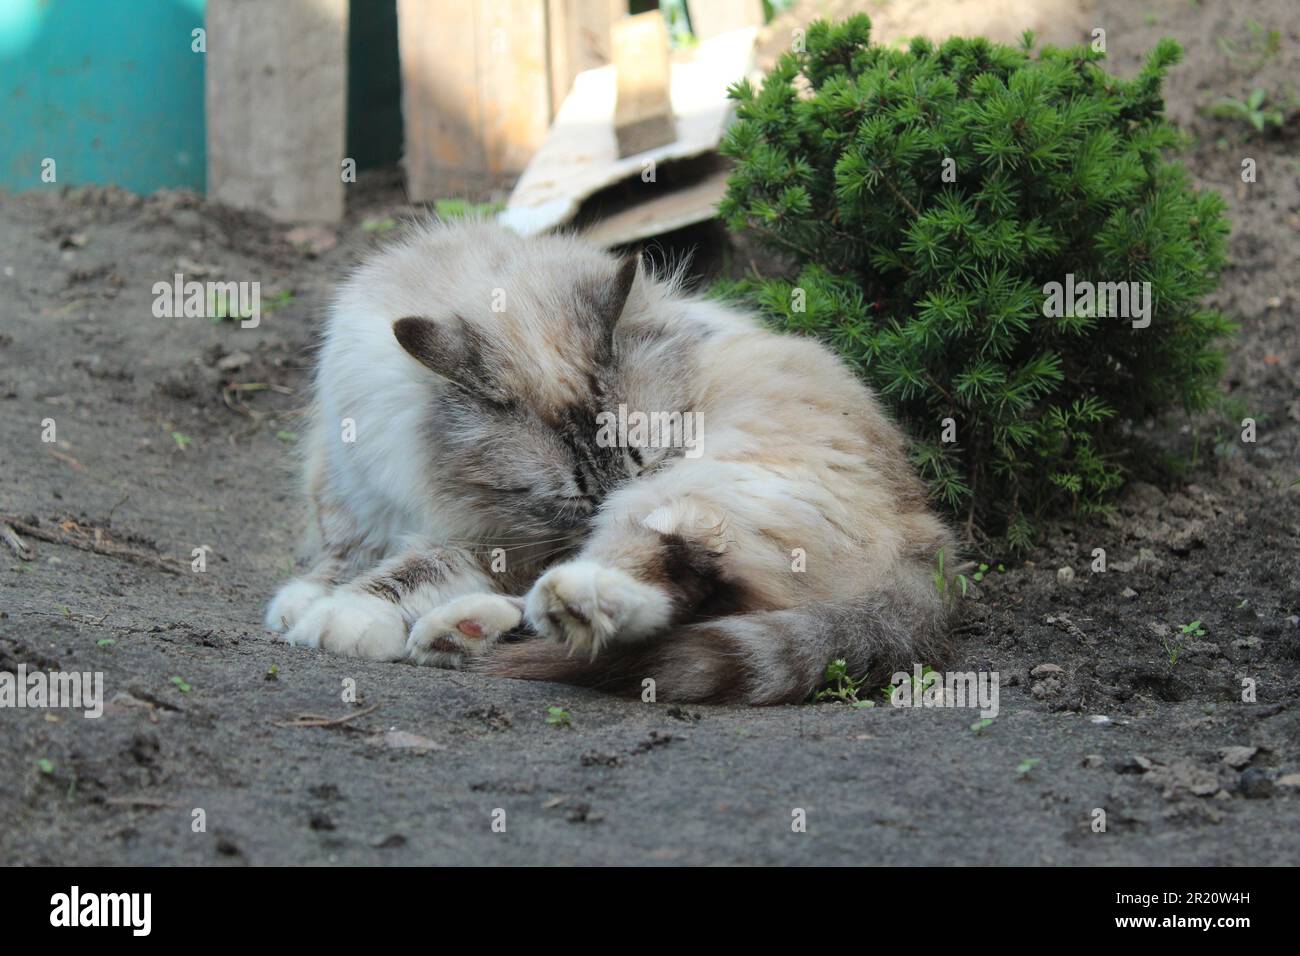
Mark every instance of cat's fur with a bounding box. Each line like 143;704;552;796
266;219;958;704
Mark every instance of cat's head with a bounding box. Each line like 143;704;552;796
392;248;681;535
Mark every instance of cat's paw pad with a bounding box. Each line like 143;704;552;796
406;594;523;669
524;560;671;659
265;577;329;632
283;591;408;661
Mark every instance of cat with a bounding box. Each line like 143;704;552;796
265;219;959;704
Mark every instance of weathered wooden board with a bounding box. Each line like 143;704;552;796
397;0;552;200
499;27;757;237
206;0;348;222
580;168;730;248
546;0;620;119
687;0;764;41
612;11;675;158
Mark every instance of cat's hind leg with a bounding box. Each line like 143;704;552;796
524;560;673;660
522;499;731;659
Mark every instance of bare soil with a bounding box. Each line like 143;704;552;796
1;0;1297;865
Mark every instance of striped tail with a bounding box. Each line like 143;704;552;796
478;588;951;705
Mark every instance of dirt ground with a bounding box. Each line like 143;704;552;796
1;0;1297;865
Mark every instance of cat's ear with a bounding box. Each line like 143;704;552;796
393;315;507;403
585;252;640;359
606;252;640;324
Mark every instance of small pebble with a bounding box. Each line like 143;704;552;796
1238;768;1274;799
1056;566;1075;586
1220;746;1257;769
1120;587;1138;599
216;350;252;372
1114;755;1154;774
1031;678;1062;699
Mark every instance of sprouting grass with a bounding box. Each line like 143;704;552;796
170;676;192;693
1161;620;1204;666
812;658;869;705
263;290;294;314
881;665;936;705
433;199;504;221
933;548;971;599
545;706;571;728
1217;19;1282;70
970;562;1006;583
1206;89;1285;133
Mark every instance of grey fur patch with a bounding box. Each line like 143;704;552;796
361;554;448;603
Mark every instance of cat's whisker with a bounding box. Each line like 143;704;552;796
442;535;582;553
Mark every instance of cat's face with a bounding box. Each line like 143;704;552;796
434;384;660;534
393;255;675;535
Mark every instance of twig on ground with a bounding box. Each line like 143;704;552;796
107;493;130;525
0;515;185;575
49;450;86;471
273;703;380;729
1;521;33;560
105;795;183;809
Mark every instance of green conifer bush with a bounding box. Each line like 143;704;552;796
717;15;1232;544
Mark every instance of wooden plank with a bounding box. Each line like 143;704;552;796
546;0;621;120
396;0;481;197
687;0;764;41
206;0;348;223
476;2;552;181
612;11;675;158
398;0;551;200
581;168;730;247
500;27;757;236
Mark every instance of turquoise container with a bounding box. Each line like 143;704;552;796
0;0;207;193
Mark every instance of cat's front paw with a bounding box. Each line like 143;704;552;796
283;591;408;661
265;577;330;632
523;560;671;659
406;593;523;669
